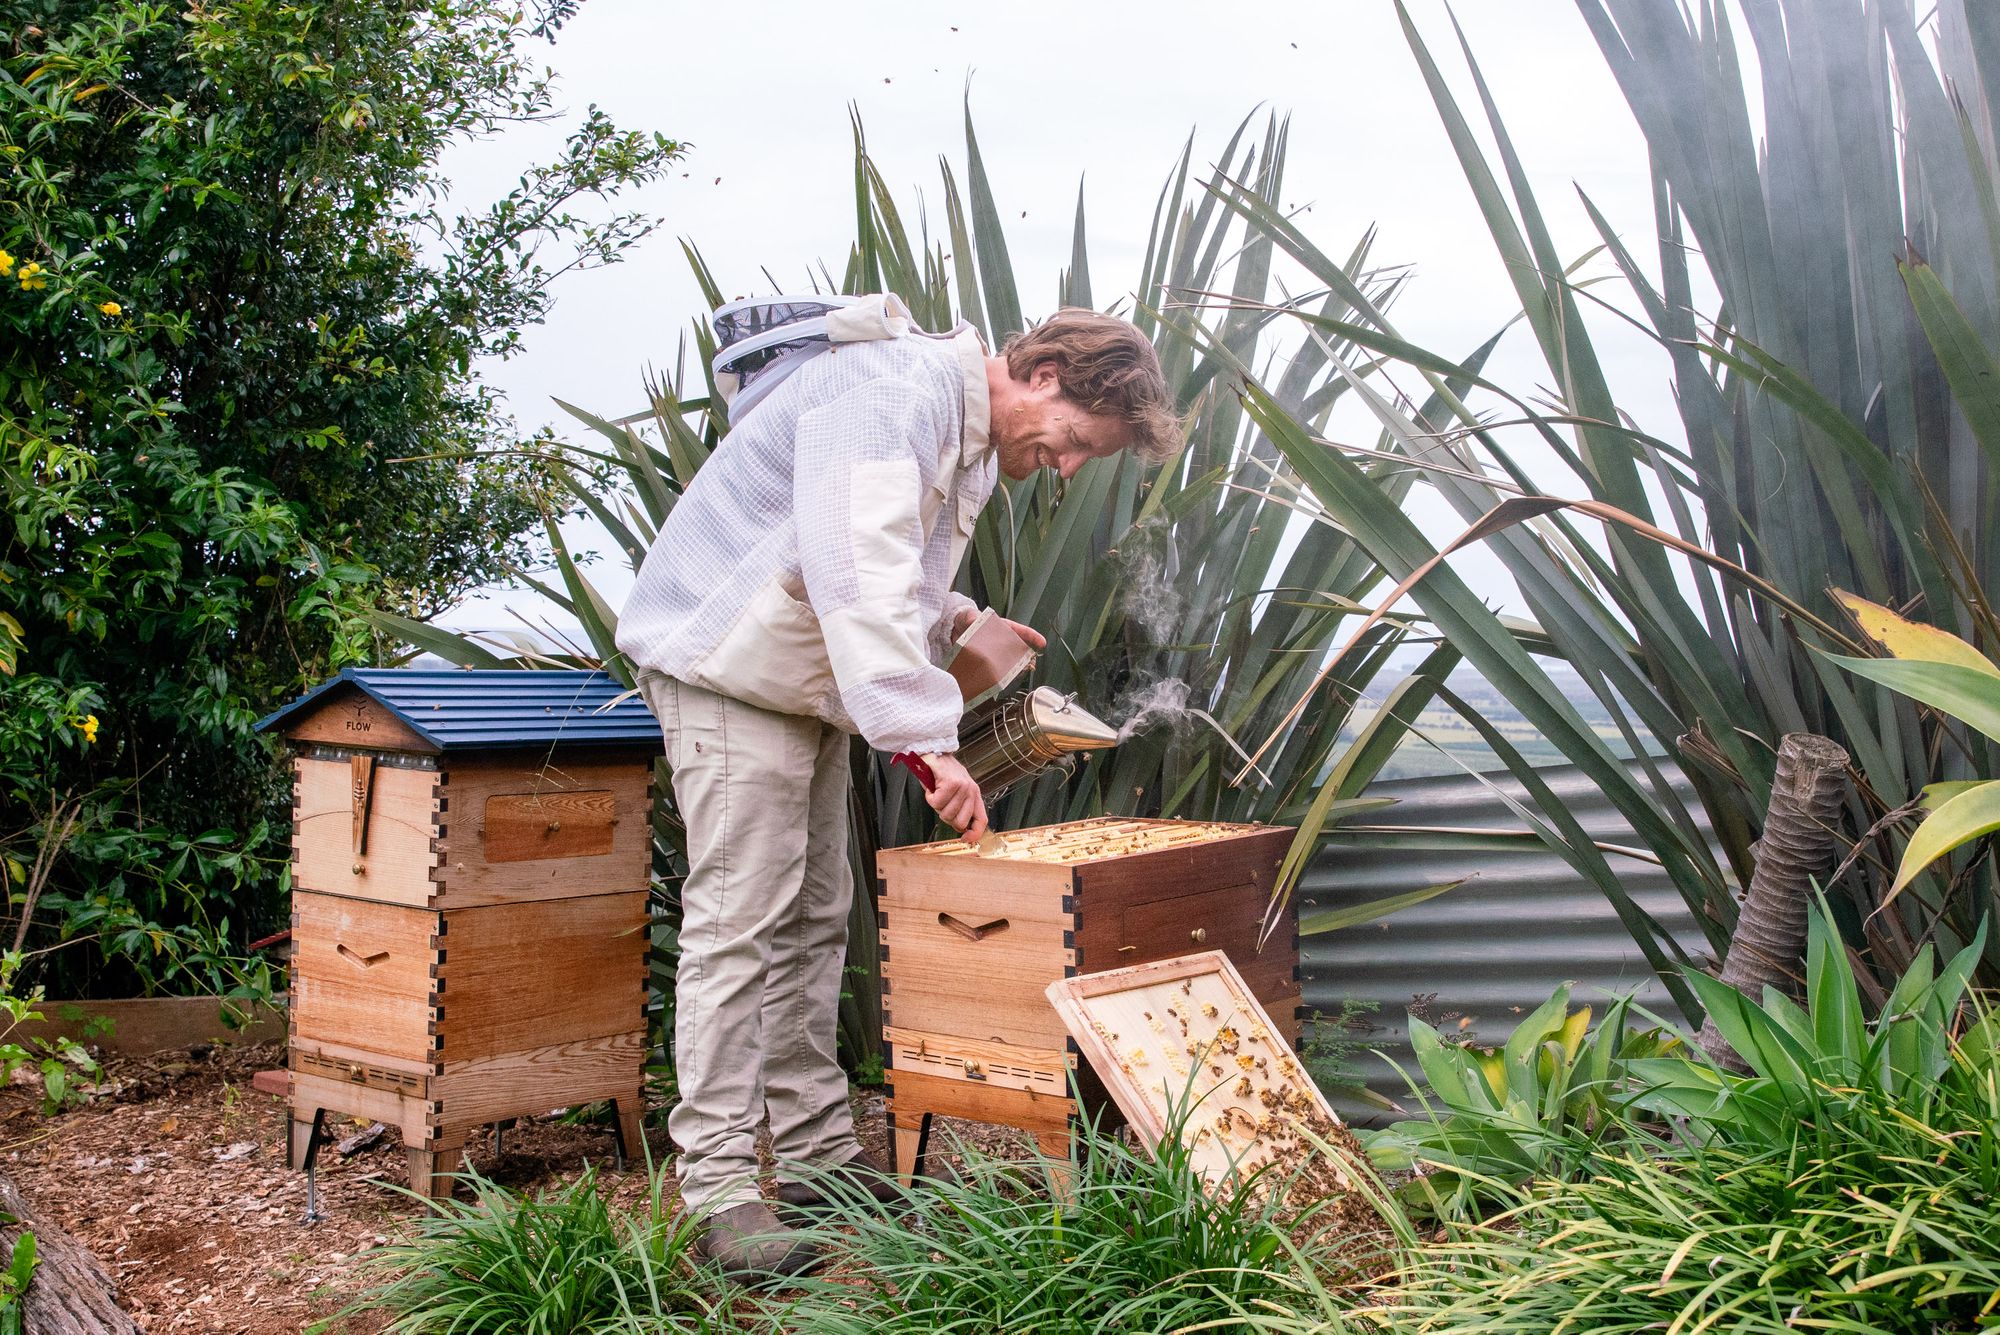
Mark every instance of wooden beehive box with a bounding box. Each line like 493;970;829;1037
255;668;661;1199
875;816;1299;1177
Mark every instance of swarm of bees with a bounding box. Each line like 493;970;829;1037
1098;976;1354;1201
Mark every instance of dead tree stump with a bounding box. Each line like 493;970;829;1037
1697;732;1850;1069
0;1173;140;1334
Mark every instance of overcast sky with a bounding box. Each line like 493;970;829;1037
438;0;1684;640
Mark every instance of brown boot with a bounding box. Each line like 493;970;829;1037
692;1201;822;1283
773;1147;911;1218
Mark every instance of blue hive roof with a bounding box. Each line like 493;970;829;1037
254;668;662;753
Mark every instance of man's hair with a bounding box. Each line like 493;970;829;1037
1001;309;1182;463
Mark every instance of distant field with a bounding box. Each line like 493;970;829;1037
1338;700;1645;781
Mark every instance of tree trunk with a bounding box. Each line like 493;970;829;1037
0;1173;141;1334
1697;732;1850;1068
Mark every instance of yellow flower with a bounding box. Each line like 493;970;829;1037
0;250;12;277
18;262;45;291
79;714;99;745
97;301;121;317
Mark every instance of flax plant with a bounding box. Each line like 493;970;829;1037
383;107;1460;1070
1221;0;2000;1004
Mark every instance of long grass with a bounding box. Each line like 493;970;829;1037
757;1109;1391;1335
332;1162;717;1334
1232;1045;2000;1335
1372;1084;2000;1335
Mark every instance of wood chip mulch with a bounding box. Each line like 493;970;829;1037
0;1040;1383;1332
0;1040;697;1333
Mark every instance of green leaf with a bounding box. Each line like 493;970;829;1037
961;94;1023;339
364;611;505;669
1821;654;2000;744
1499;985;1572;1116
1890;780;2000;896
5;1230;35;1292
1684;970;1814;1092
1409;1016;1488;1112
546;518;621;677
1805;898;1866;1077
1900;256;2000;471
1297;879;1464;935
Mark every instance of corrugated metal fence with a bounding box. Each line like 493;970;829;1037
1298;762;1714;1124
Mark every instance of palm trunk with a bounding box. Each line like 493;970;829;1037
1696;732;1849;1068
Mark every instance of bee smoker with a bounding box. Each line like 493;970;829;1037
891;686;1119;806
955;686;1120;800
891;613;1119;807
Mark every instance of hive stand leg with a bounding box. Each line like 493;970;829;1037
890;1109;932;1183
286;1105;323;1171
289;1108;328;1224
1036;1128;1078;1200
610;1091;645;1172
406;1139;465;1205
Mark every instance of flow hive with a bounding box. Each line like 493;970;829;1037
256;669;661;1201
876;816;1299;1177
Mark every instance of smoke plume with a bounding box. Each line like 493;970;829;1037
1112;675;1193;742
1116;517;1183;642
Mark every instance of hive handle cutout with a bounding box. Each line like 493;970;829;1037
936;912;1009;943
336;943;390;970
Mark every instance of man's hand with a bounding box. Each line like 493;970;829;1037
920;751;989;844
951;606;1048;650
999;615;1047;650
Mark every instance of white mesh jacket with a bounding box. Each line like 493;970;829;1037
614;323;994;756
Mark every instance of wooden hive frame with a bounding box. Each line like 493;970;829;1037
1046;951;1347;1194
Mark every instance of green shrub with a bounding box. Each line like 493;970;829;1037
335;1163;716;1335
0;0;681;998
1373;1089;2000;1335
1365;989;1679;1217
1626;900;1987;1147
1243;1041;2000;1335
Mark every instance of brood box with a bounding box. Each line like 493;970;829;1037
875;816;1299;1177
255;669;661;1201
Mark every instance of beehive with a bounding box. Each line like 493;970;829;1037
875;816;1299;1177
255;669;660;1199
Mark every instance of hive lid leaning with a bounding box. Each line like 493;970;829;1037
254;668;663;754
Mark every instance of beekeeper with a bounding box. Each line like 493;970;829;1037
616;298;1179;1280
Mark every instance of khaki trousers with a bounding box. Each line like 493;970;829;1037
638;672;862;1213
